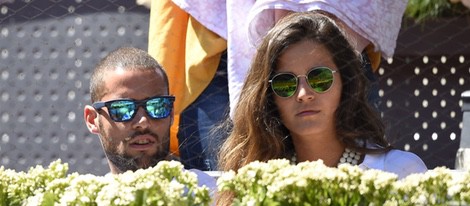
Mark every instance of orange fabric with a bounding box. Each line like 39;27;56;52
148;0;186;156
365;44;382;72
170;115;180;156
184;18;227;100
148;0;226;156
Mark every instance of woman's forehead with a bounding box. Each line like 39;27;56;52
275;41;336;73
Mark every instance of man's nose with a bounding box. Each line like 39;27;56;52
132;106;151;129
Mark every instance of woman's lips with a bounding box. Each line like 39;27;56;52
296;110;320;116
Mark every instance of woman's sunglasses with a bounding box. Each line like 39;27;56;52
269;67;337;98
92;95;175;122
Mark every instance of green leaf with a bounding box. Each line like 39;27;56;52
405;0;469;23
41;192;57;206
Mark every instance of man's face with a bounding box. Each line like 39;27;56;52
92;68;172;173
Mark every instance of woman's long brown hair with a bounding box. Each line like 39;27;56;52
216;11;391;205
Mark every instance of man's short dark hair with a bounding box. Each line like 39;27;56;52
89;47;169;102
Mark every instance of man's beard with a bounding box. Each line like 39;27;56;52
106;151;164;172
99;122;170;172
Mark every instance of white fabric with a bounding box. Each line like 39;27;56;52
359;149;428;179
247;0;408;58
189;169;217;192
171;0;228;39
227;0;257;117
455;148;470;170
170;0;251;118
190;169;218;195
171;1;408;118
226;0;408;117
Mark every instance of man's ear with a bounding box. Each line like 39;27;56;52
84;105;100;134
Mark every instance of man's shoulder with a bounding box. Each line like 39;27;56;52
188;169;217;191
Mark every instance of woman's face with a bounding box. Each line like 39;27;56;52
273;40;342;139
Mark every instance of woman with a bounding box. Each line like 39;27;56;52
217;11;426;194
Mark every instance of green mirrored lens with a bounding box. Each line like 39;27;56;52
271;74;297;97
146;98;172;118
109;101;136;121
307;67;334;93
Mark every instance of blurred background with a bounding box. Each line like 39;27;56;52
0;0;469;175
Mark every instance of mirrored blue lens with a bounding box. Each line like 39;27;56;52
109;101;136;121
145;97;172;119
97;96;174;122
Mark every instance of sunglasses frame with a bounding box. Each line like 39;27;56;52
92;95;175;122
269;66;337;98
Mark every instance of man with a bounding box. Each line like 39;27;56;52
83;47;216;190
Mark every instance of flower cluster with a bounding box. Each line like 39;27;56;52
0;160;211;206
0;159;68;206
218;159;470;206
3;159;470;205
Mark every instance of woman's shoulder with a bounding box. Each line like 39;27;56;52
383;149;428;167
361;149;428;179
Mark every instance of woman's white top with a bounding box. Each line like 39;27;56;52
360;149;428;179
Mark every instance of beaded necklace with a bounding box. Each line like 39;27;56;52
290;148;361;166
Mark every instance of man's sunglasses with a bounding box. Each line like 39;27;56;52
269;67;337;98
92;95;175;122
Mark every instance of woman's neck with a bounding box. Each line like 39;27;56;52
292;133;345;167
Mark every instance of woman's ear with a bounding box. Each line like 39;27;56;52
84;105;100;134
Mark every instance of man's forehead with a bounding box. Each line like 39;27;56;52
99;68;167;100
110;65;159;72
113;66;126;74
108;67;162;79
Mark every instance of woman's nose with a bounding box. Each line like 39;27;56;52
296;76;315;102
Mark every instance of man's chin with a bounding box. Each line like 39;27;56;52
107;151;168;172
136;156;160;169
